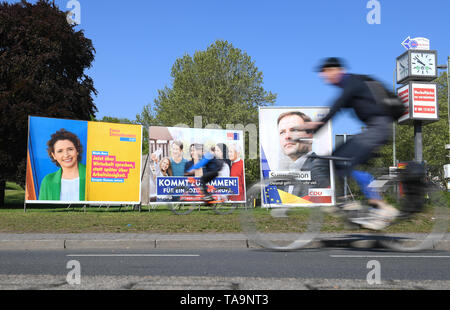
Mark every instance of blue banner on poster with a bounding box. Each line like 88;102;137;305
156;177;239;196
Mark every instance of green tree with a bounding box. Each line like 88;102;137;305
97;116;133;124
139;40;276;128
0;0;97;205
137;40;277;185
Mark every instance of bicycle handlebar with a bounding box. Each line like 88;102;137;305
307;154;354;162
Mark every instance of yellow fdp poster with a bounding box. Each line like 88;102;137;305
86;122;142;203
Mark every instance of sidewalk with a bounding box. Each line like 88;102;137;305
0;233;448;250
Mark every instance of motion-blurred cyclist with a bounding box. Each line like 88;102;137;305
305;57;400;230
185;146;223;201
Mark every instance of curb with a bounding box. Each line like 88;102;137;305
0;234;448;250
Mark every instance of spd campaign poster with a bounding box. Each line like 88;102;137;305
25;116;142;204
148;126;246;204
259;107;334;207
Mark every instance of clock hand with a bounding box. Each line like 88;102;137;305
417;59;426;66
413;56;426;67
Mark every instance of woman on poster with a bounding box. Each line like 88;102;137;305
39;129;86;201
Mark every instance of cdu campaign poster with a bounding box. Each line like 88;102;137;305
147;126;246;204
25;116;142;204
259;107;335;207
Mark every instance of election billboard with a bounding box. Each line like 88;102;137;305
148;126;246;203
25;116;142;204
259;107;334;207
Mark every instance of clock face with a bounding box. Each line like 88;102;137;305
396;53;409;82
410;52;436;76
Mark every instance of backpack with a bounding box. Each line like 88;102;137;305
363;75;407;120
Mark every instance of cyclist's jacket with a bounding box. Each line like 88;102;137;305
317;73;393;130
186;152;223;174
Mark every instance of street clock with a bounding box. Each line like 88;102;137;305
396;49;437;84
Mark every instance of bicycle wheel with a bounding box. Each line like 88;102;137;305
169;186;199;215
378;182;449;252
240;177;324;251
212;187;238;215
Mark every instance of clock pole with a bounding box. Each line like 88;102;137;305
392;69;397;166
446;56;449;191
396;48;439;164
414;121;423;162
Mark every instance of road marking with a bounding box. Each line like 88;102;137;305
67;254;200;257
331;255;450;258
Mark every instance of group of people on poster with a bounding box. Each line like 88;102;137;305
148;137;245;202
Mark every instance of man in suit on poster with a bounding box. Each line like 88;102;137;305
277;111;330;197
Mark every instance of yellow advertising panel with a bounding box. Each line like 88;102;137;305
85;122;142;203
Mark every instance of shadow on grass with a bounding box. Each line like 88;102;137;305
2;203;179;214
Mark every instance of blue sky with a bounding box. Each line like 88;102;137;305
8;0;450;135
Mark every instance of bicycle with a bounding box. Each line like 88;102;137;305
241;154;448;252
169;177;238;215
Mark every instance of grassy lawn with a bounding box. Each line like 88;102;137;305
1;182;448;234
4;182;25;206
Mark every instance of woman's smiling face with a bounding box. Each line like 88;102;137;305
160;158;170;171
51;139;79;169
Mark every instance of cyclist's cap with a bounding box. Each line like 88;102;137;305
315;57;345;72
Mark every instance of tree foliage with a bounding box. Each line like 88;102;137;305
97;116;133;124
138;40;276;129
0;0;97;204
136;40;277;186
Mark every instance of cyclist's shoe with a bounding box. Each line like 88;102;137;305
341;201;364;211
353;206;400;231
368;199;398;213
324;201;363;216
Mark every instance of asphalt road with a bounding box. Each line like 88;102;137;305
0;247;449;290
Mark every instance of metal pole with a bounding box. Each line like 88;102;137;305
393;68;397;166
343;134;347;199
448;56;450;144
447;57;450;192
414;121;423;163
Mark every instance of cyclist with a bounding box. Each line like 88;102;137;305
307;57;400;230
185;146;224;201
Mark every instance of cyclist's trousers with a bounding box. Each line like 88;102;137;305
200;171;219;195
333;116;392;176
333;116;392;200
